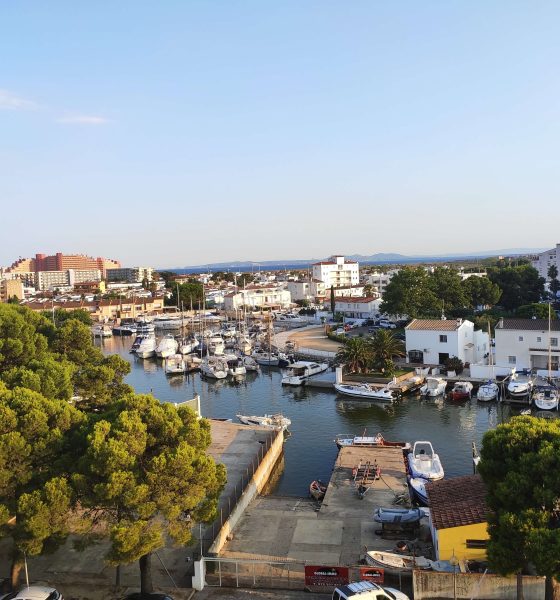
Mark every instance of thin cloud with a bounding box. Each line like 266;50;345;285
0;89;38;110
56;114;110;125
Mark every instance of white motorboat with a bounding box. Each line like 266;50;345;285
420;377;447;397
164;354;186;375
224;355;247;377
408;477;429;505
407;441;444;481
252;350;280;366
136;335;157;359
237;336;253;355
236;413;291;431
533;383;559;411
135;317;155;335
207;335;225;356
274;313;308;328
477;380;499;402
179;337;199;355
507;371;534;399
365;550;432;575
281;361;329;386
153;316;183;331
155;334;179;359
333;383;395;403
92;324;113;338
242;355;260;372
112;323;137;336
200;356;228;379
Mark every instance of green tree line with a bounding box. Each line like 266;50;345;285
0;304;225;593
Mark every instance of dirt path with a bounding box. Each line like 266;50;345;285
286;325;342;353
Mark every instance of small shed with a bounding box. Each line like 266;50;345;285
426;474;489;561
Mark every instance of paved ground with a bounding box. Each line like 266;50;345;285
282;326;342;354
194;588;330;599
0;421;272;593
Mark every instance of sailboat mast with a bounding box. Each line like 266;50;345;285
548;302;552;380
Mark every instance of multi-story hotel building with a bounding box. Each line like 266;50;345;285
0;278;25;302
35;269;103;291
531;243;560;282
6;252;120;277
106;267;154;283
312;255;359;288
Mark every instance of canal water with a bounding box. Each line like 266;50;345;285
97;336;531;497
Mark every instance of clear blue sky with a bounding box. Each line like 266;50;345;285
1;1;559;268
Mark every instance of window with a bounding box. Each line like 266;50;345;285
552;338;558;347
466;539;488;549
537;336;542;343
518;336;524;342
508;356;516;364
439;335;447;343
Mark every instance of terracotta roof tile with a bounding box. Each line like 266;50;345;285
406;319;465;331
335;296;377;303
427;475;488;530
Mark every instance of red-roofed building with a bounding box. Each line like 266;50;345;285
312;255;359;288
334;296;380;319
426;475;489;561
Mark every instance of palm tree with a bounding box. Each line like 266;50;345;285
335;337;372;374
368;329;405;376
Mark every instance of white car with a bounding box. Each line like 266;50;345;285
1;586;63;600
333;580;409;600
378;320;396;329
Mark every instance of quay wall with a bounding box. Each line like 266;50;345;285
207;428;284;556
413;570;545;600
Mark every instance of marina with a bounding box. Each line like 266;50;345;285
95;335;545;497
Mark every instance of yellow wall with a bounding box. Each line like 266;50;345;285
437;522;488;561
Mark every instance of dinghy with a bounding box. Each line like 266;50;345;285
309;480;327;501
373;507;423;525
365;550;432;575
407;441;444;481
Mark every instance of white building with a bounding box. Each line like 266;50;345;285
405;319;489;366
366;270;399;296
35;269;102;291
334;297;381;320
285;279;326;302
333;285;367;298
223;286;292;311
494;318;560;373
106;267;154;283
531;244;559;282
312;255;359;288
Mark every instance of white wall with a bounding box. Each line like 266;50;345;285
406;322;476;365
495;327;560;371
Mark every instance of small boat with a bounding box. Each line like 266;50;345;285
135;317;155;335
200;356;228;379
420;376;447;397
278;352;296;368
136;335;157;359
507;370;534;399
206;335;225;356
164;354;186;375
224;355;247;377
252;350;280;367
476;380;499;402
179;337;199;355
281;361;329;386
335;432;410;450
92;324;113;338
236;413;291;431
365;550;432;575
533;384;559;411
309;479;327;501
334;383;395;403
450;381;473;400
155;334;179;359
183;353;202;371
242;355;260;372
373;507;423;524
112;323;137;336
408;477;429;506
130;334;145;353
407;441;444;481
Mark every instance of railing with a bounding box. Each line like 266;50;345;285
198;430;277;556
204;556;304;589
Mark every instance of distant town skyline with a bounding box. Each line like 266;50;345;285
2;2;559;266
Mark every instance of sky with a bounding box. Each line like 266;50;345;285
1;1;560;268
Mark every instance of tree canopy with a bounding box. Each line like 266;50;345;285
478;416;560;578
0;304;227;593
168;282;204;309
487;264;545;311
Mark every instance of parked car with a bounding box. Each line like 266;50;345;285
378;320;396;329
334;327;346;336
333;580;410;600
1;586;63;600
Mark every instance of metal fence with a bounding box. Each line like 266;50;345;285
198;430;278;556
204;556;305;589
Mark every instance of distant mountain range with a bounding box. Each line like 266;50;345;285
166;247;547;272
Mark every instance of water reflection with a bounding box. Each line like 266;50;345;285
97;336;522;496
